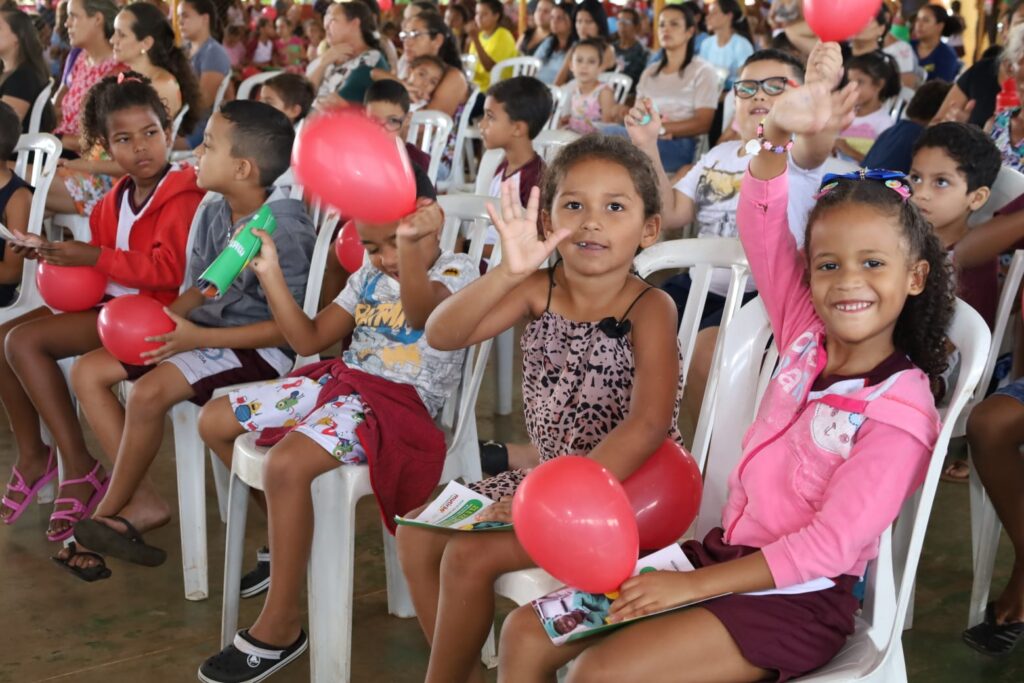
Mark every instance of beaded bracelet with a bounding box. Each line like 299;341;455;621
744;118;794;156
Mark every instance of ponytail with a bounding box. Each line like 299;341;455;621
417;11;462;70
340;1;381;52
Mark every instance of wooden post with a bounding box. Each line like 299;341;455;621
519;0;528;37
653;0;665;50
171;0;181;45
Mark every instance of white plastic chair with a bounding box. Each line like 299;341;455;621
697;297;990;683
439;88;483;193
236;70;284;101
407;109;455;185
488;56;541;89
168;104;190;154
533;128;579;164
969;165;1024;226
965;250;1024;628
169;74;231;164
598;72;633;105
461;53;478;82
3;134;62;324
888;86;915;121
218;219;493;682
545;83;564;130
480;238;751;667
27;79;54;136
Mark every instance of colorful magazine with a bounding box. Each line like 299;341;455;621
395;480;513;531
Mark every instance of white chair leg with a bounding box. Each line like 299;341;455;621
210;452;230;524
495;328;513;416
308;471;353;683
221;472;250;647
968;466;1003;627
383;526;416;618
171;402;209;601
482;626;498;669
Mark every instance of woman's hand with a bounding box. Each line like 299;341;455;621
624;97;662;148
37;239;101;267
321;42;354;66
140;308;204;364
475;496;512;522
248;228;282;280
487;182;570;278
607;570;697;622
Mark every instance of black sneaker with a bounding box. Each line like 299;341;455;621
198;629;308;683
240;547;270;598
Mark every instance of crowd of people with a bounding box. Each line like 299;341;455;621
1;1;1024;682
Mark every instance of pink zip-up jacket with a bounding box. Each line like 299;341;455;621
729;170;940;589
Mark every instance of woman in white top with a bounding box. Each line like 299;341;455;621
634;3;720;173
850;3;919;89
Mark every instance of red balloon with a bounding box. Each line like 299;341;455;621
378;0;393;11
36;263;106;312
804;0;882;42
334;220;365;273
513;457;639;594
97;295;176;365
293;108;416;223
624;440;702;550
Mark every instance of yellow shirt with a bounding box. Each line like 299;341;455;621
469;27;518;91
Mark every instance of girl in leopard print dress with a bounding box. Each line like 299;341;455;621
397;136;684;683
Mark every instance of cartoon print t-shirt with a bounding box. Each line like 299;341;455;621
674;140;824;295
335;251;478;416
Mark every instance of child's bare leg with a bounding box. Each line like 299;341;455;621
425;533;535;683
91;362;196;528
198;397;266;514
396;519;452;644
497;605;594;683
248;431;340;646
0;307;53;520
507;443;540;470
566;607;768;683
967;395;1024;623
4;310;104;520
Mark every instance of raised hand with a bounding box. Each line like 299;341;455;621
768;79;857;138
396;197;444;245
624;97;662;149
486;182;570;277
805;41;844;89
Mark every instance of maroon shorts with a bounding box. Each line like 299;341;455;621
682;528;859;682
121;347;283;406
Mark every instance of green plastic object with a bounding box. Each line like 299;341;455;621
890;25;910;43
197;205;277;298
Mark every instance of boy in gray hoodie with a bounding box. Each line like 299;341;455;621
63;101;315;574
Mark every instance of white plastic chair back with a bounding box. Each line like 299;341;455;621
488;56;541;89
698;298;990;682
721;89;736;134
237;70;284;100
407;109;455;185
473;149;506;195
546;83;564;130
3;134;62;321
439;88;483;193
598;72;633;104
212;73;232;112
888;86;914;121
461;53;478;82
821;156;860;176
533;128;579;164
27;78;54;135
633;238;749;470
167;104;190;157
970;165;1024;226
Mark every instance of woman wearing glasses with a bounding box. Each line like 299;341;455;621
307;1;387;105
398;11;468;119
631;2;719;173
627;45;846;430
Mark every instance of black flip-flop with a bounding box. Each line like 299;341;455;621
963;602;1024;656
50;541;112;582
73;515;167;567
479;440;509;476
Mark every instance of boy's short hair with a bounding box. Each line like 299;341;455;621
904;80;951;122
365;79;411;114
487;76;553;139
913;122;1002;192
410;54;446;75
218;100;295;187
742;48;806;83
264;72;316;121
0;101;19;160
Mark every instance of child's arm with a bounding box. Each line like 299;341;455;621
791;42;854;171
396;200;453;329
0;187;30;285
425;184;571;350
598;86;618;124
954;210;1024;269
58;157;126;177
624;99;697;230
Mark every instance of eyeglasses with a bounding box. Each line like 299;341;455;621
732;77;798;99
374;115;406;132
400;30;430;41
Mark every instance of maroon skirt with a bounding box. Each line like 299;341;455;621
682;528;860;682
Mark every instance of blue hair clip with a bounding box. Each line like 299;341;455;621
815;168;911;201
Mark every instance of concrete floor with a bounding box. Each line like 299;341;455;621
1;362;1023;682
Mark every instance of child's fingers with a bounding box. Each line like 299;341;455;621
485;201;505;233
543;228;572;253
523;186;541;224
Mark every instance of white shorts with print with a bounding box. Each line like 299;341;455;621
229;375;368;464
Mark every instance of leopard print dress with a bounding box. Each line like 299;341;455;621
469;305;685;500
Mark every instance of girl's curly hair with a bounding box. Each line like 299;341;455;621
806;179;956;385
79;71;170;153
540;134;662;219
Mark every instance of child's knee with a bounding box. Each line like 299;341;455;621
69;352;105;395
262;444;314;494
2;322;34;368
198;397;241;444
967;397;1021;450
498;604;551;662
565;648;616;683
127;373;178;417
439;534;500;580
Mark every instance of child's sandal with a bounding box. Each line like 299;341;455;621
198;629;308;683
1;450;58;525
963;603;1024;656
46;459;110;542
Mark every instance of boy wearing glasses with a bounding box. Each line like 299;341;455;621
364;80;432;174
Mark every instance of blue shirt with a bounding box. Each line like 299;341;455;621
861;119;925;174
698;33;754;89
534;35;570;84
187;38;231;149
911;40;960;83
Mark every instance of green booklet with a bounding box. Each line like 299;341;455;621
395;480;513;532
197;205;277;298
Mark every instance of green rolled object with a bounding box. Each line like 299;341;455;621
197;205;277;298
890;25;910;43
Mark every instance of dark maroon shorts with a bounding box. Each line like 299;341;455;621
682;528;860;682
121;347;282;406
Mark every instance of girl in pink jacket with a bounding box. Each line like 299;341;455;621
497;67;957;682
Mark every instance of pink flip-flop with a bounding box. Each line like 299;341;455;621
46;460;110;543
1;450;58;525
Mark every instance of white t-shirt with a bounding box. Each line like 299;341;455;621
636;56;720;123
838;107;894;163
884;40;918;79
674;140;825;295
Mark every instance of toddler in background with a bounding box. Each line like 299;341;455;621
835;51;900;163
275;16;306;71
259;72;316;126
405;55;445;111
562;37;618;134
249;18;276;71
224;24;247;71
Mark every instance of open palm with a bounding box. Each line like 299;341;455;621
487;182;570;276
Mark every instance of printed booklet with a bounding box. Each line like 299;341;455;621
394;480;513;532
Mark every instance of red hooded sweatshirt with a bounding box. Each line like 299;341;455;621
88;163;205;305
